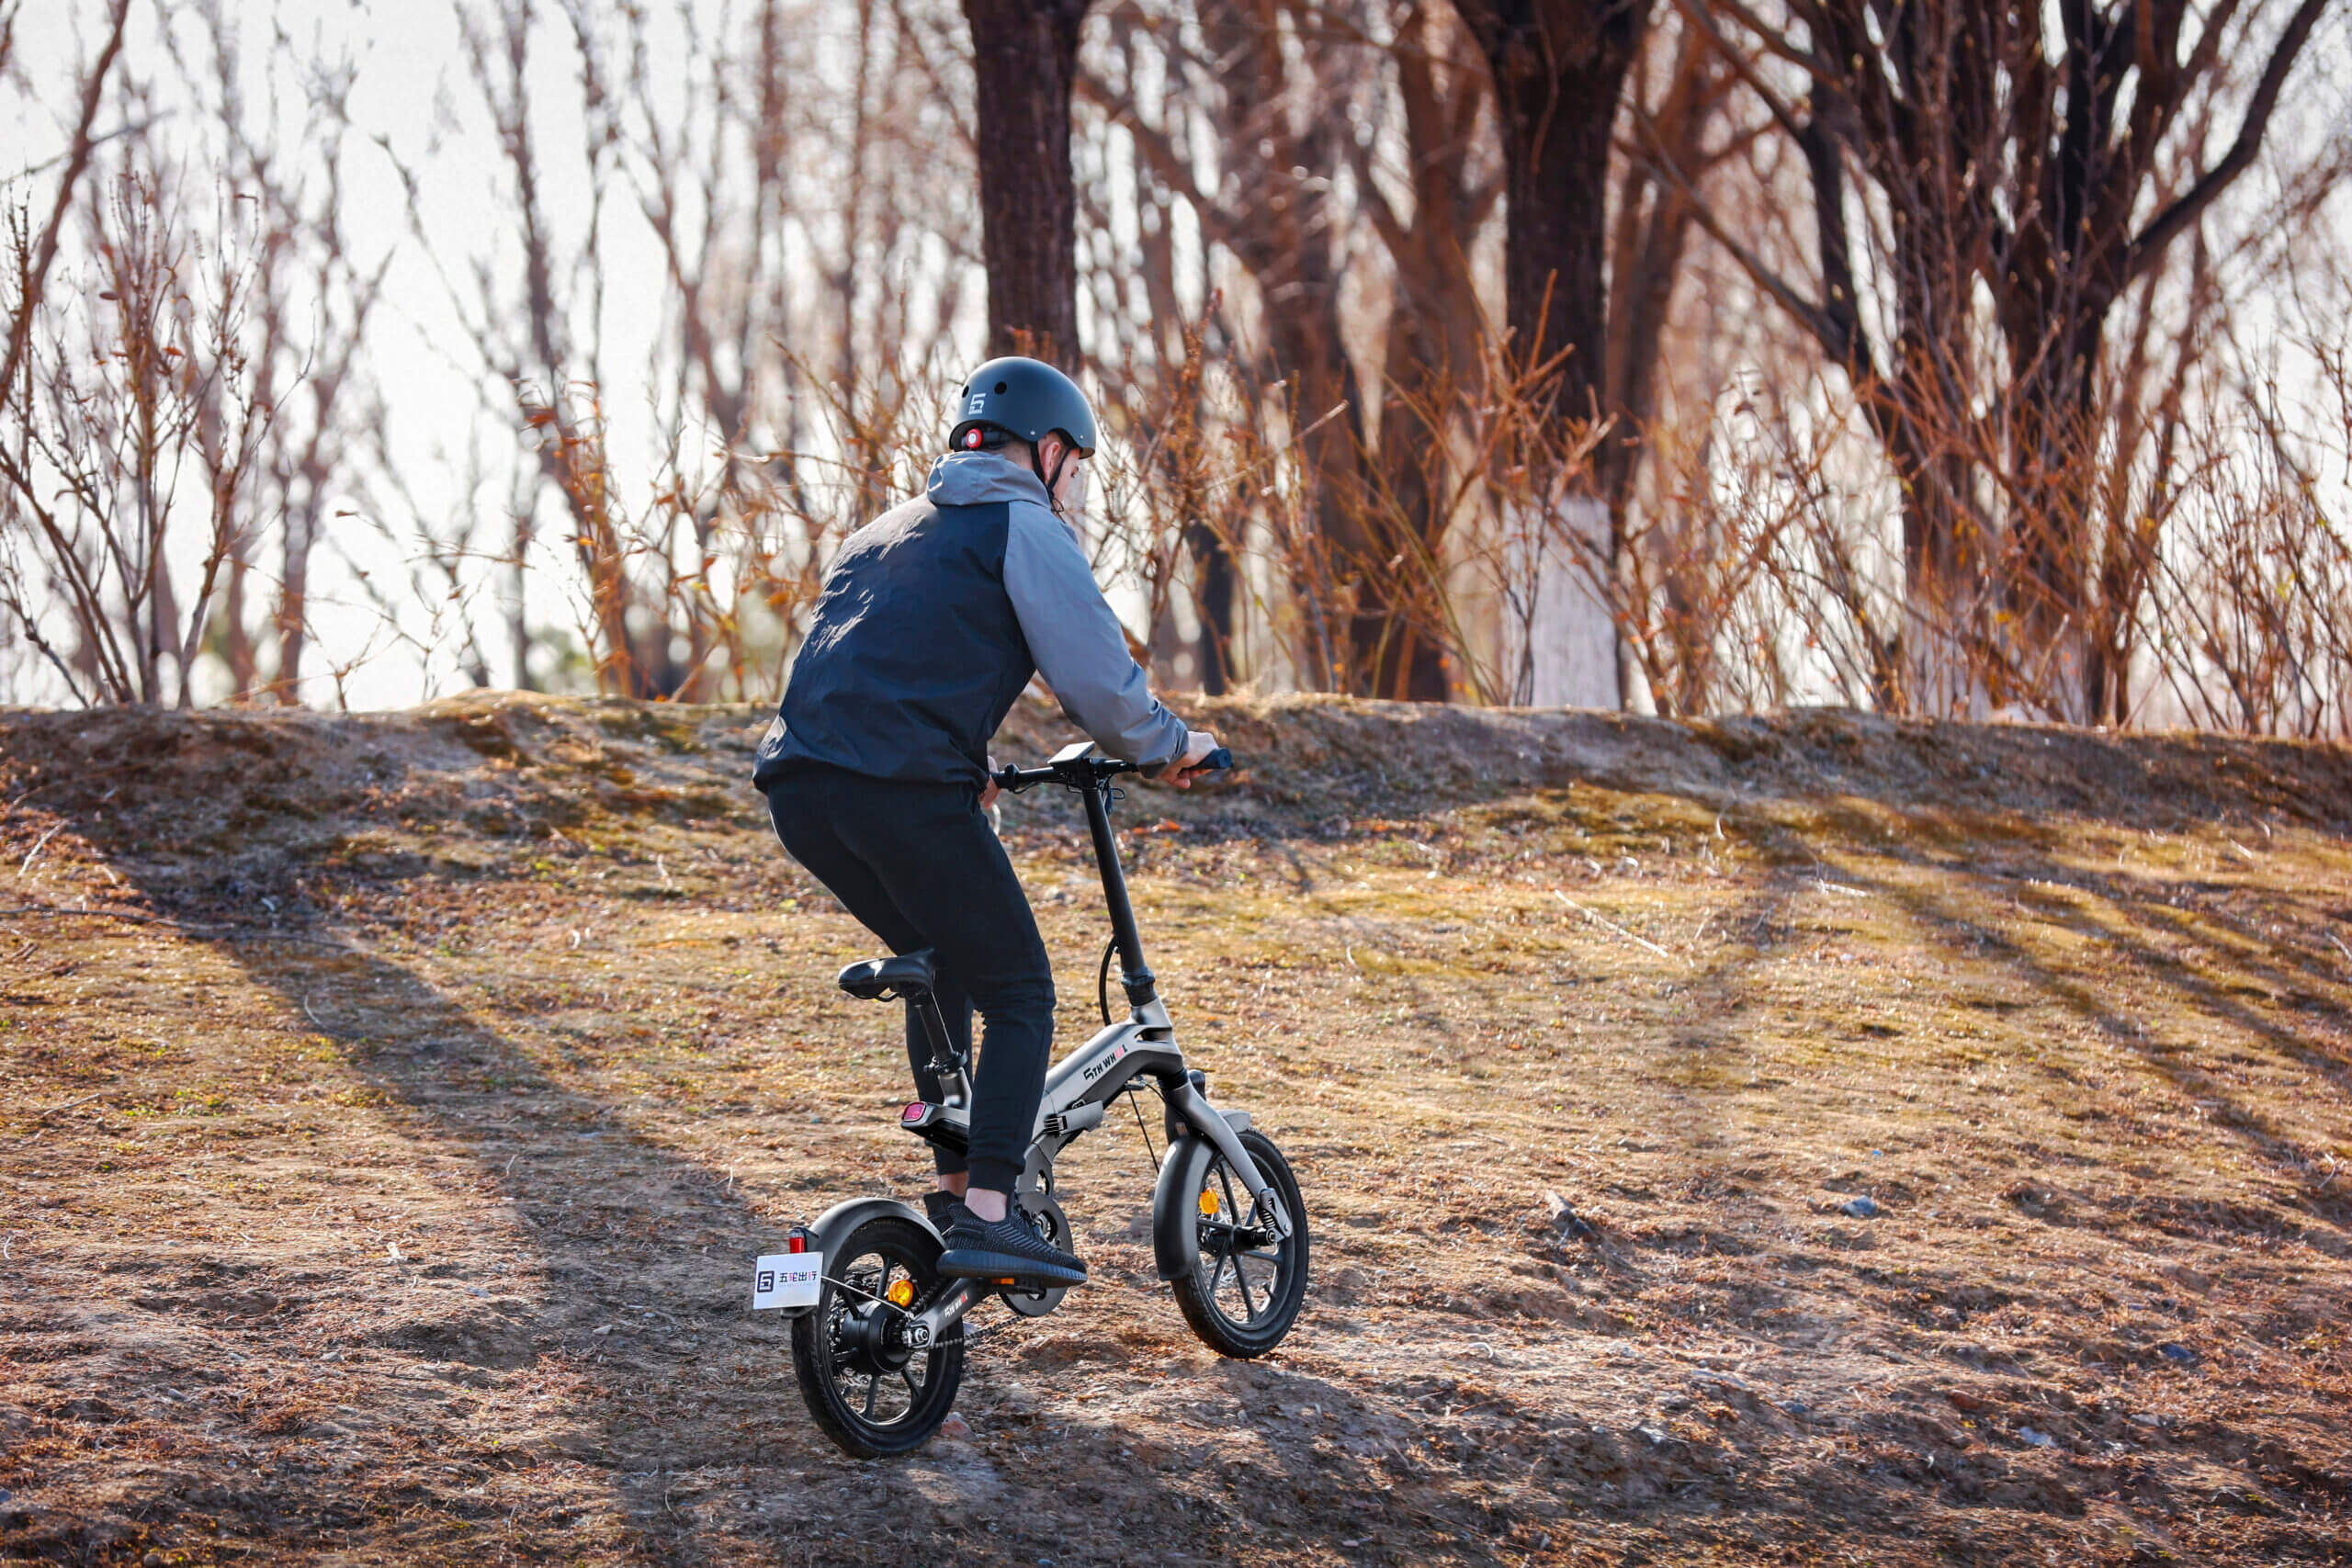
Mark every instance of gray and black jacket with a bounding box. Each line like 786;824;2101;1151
752;452;1189;791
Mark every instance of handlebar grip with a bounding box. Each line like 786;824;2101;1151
1203;747;1233;771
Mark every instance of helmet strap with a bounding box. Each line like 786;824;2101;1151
1034;441;1071;516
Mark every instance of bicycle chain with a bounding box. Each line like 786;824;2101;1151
948;1309;1027;1353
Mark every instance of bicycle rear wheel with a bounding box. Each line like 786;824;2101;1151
789;1215;964;1457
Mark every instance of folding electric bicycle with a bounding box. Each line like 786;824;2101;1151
753;743;1310;1458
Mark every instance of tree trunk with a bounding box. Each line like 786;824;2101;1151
1457;0;1645;710
1458;1;1638;412
1188;521;1236;695
1268;301;1374;692
219;553;256;699
1371;311;1457;703
1363;3;1494;703
1190;0;1371;692
963;0;1091;360
274;495;314;705
508;514;535;693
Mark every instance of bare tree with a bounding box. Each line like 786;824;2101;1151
1088;1;1513;698
1451;0;1649;708
427;0;642;694
167;0;392;704
1669;0;2336;719
1354;2;1501;699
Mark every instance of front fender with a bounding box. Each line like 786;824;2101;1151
1150;1135;1218;1281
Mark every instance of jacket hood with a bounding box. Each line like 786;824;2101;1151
926;450;1051;510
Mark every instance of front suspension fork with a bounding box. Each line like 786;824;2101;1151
1163;1075;1293;1240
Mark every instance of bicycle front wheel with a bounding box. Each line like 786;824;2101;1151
1167;1128;1309;1358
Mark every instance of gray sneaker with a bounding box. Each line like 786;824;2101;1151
938;1203;1086;1287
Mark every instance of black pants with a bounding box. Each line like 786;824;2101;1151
763;764;1054;1196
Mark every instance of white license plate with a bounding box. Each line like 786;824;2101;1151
751;1251;824;1311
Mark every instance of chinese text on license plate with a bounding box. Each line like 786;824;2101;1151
751;1252;824;1311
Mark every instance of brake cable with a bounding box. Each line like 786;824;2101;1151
1126;1083;1160;1173
1096;936;1118;1026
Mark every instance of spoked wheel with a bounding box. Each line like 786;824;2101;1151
788;1216;964;1457
1170;1128;1309;1358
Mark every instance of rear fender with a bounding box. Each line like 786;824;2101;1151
774;1197;936;1317
808;1195;936;1255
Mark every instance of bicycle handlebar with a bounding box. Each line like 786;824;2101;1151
991;747;1233;795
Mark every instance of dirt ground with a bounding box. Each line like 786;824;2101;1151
3;691;2349;1566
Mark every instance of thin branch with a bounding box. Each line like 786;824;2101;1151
1634;112;1848;360
2124;0;2331;284
0;0;132;400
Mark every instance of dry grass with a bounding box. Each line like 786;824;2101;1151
1;693;2348;1566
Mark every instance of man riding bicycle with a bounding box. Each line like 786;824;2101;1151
753;356;1220;1289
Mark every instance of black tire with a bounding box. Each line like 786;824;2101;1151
789;1216;964;1458
1169;1128;1309;1358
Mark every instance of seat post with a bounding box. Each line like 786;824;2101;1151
909;992;968;1108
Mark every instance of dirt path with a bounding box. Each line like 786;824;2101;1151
3;694;2348;1565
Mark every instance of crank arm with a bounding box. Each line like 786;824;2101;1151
1165;1077;1293;1240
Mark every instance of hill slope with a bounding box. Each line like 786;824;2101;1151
2;693;2347;1566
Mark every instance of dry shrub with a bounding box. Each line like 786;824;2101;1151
0;169;275;707
507;347;962;702
2144;373;2352;737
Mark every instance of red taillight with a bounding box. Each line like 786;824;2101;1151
902;1101;927;1123
786;1229;808;1255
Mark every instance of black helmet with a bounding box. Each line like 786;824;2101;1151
948;356;1098;455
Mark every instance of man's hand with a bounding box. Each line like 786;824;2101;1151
981;753;1001;811
1167;729;1220;789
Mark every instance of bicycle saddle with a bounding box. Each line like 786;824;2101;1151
837;950;936;1001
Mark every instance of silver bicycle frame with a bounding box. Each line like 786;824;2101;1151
906;1010;1288;1236
904;1013;1288;1346
899;756;1294;1345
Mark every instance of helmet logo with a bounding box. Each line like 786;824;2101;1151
966;391;987;416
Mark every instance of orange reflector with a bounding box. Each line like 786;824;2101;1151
886;1279;915;1308
1198;1190;1220;1217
